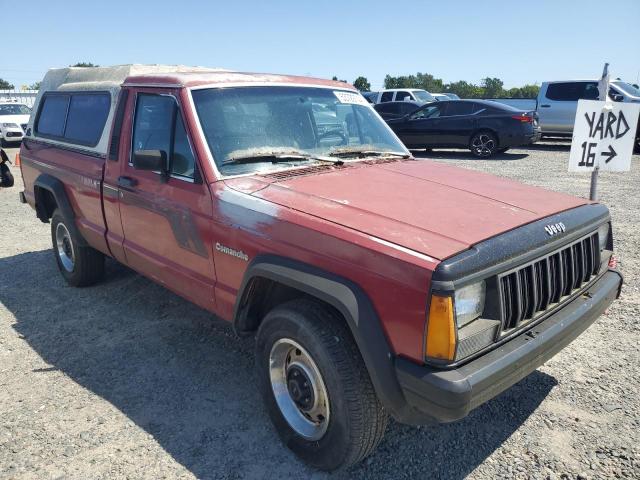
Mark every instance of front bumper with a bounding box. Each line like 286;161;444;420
395;269;622;424
1;129;24;141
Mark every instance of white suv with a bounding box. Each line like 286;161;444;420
0;101;31;146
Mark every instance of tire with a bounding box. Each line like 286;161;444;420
470;131;498;158
51;209;105;287
255;298;388;471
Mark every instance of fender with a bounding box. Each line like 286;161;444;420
33;173;87;246
233;254;416;421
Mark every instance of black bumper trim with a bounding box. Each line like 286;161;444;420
395;269;622;424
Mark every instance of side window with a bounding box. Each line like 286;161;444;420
380;91;394;102
132;94;196;179
582;82;600;100
64;94;111;145
172;115;196;178
35;92;110;145
410;104;442;120
36;95;70;137
444;102;474;116
472;103;488;114
394;91;410;101
545;82;598;101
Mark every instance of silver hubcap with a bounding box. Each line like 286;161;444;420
55;223;75;272
472;134;495;157
269;338;330;440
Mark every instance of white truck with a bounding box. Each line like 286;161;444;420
490;80;640;147
369;88;435;105
536;80;639;136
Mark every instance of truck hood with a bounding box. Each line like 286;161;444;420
228;160;588;260
0;114;29;126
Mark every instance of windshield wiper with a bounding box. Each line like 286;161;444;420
222;152;342;166
327;149;410;159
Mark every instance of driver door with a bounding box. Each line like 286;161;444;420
395;103;446;148
117;89;217;311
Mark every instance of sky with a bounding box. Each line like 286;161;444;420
1;0;638;90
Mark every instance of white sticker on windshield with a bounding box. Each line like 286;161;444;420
334;91;369;106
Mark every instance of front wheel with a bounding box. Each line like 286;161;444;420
255;299;388;471
470;131;498;158
51;209;105;287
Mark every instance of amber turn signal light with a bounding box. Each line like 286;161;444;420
425;295;456;362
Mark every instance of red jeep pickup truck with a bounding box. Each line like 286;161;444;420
19;65;622;471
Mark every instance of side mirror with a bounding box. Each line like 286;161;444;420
133;149;167;172
611;93;624;102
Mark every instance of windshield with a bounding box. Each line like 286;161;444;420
192;86;408;176
0;104;31;115
612;81;640;97
413;91;435;103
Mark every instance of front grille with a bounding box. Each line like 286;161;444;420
499;232;600;333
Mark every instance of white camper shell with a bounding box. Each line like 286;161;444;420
27;65;228;156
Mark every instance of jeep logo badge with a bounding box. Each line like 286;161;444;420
544;222;566;236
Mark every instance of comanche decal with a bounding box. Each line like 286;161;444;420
215;242;249;261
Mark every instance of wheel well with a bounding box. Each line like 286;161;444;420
34;186;57;222
234;277;338;335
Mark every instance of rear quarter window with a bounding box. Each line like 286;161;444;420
36;95;70;137
35;92;111;146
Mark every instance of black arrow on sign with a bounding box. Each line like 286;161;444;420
601;144;617;163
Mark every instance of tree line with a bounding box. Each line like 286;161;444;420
348;72;540;98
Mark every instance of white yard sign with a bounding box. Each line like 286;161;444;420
568;100;639;172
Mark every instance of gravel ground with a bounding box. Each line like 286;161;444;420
1;143;639;480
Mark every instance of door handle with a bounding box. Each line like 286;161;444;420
540;104;551;108
117;176;138;188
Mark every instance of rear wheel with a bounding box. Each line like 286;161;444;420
255;299;388;471
470;131;498;158
51;209;105;287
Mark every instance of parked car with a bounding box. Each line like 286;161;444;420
384;99;541;157
0;101;31;147
20;65;621;471
444;93;460;100
537;80;640;137
431;93;452;102
370;88;435;104
374;100;422;120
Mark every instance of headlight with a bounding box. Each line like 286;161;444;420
597;223;609;251
454;281;485;328
1;122;19;128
